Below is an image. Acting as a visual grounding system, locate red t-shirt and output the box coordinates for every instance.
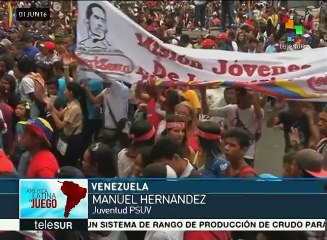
[188,132,199,152]
[26,150,59,178]
[184,231,232,240]
[0,150,14,172]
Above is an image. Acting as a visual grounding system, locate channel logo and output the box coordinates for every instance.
[282,15,303,42]
[20,179,88,219]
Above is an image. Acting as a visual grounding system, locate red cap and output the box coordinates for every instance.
[201,39,216,48]
[216,33,229,40]
[40,41,56,50]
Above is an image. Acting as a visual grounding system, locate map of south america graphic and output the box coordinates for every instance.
[59,181,87,217]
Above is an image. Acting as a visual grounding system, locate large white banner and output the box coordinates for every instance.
[76,1,327,99]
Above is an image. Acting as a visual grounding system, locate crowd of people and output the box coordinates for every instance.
[0,0,326,240]
[119,0,325,51]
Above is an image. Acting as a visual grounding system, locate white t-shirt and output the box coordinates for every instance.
[232,41,238,51]
[180,159,195,177]
[0,109,7,134]
[145,231,184,240]
[117,148,135,177]
[101,81,130,129]
[18,75,39,118]
[209,104,264,159]
[89,231,127,240]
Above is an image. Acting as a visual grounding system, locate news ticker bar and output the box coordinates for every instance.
[1,219,326,231]
[1,179,327,194]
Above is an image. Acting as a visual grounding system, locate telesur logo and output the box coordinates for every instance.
[279,16,305,50]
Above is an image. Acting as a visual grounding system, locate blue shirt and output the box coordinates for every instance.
[265,44,277,53]
[81,79,103,120]
[21,46,39,59]
[199,156,229,178]
[57,77,67,108]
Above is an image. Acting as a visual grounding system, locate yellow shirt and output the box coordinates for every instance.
[180,90,201,110]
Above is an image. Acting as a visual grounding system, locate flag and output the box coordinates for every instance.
[8,3,14,28]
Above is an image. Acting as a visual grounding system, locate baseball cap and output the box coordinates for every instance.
[294,149,327,178]
[39,41,56,50]
[216,32,229,40]
[23,118,53,147]
[201,39,216,48]
[56,166,85,178]
[0,38,12,47]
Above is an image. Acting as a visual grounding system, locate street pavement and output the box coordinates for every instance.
[255,108,285,176]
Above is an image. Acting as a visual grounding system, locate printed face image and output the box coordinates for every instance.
[89,6,107,39]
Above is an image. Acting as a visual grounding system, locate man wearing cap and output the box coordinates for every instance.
[200,38,216,49]
[216,33,233,51]
[0,39,12,54]
[20,35,39,59]
[301,34,312,51]
[35,41,60,64]
[20,118,59,178]
[290,149,327,178]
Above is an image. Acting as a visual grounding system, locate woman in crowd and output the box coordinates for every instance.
[0,74,19,109]
[118,119,155,177]
[0,54,15,77]
[175,101,199,154]
[161,114,195,162]
[196,121,229,177]
[11,101,30,167]
[47,81,83,167]
[236,31,248,52]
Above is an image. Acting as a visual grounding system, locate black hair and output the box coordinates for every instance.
[17,56,37,74]
[66,82,82,99]
[19,35,32,43]
[45,77,59,90]
[178,34,191,47]
[0,171,18,178]
[88,142,118,177]
[52,60,64,72]
[150,136,183,162]
[0,54,15,72]
[1,74,16,93]
[86,3,106,20]
[130,119,155,148]
[138,146,154,168]
[141,163,168,178]
[15,100,31,120]
[224,127,251,149]
[175,25,183,35]
[165,89,181,108]
[197,121,223,165]
[236,87,247,95]
[36,62,53,81]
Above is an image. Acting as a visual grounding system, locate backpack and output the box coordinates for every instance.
[26,73,45,104]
